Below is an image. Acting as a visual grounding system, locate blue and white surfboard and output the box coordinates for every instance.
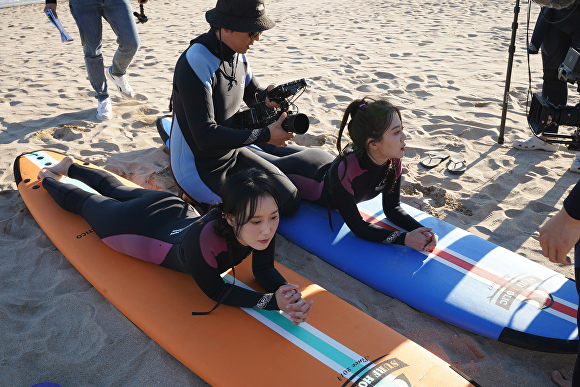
[277,198,579,353]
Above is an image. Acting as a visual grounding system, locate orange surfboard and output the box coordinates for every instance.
[14,150,479,387]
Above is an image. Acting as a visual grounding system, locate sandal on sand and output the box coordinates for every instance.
[420,151,450,168]
[447,156,466,174]
[513,135,559,152]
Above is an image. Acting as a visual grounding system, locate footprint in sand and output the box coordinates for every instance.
[375,71,396,79]
[335,95,352,102]
[356,84,372,93]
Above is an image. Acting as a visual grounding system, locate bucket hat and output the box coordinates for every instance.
[206,0,275,33]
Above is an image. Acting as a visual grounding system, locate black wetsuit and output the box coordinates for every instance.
[255,144,424,245]
[562,180,580,386]
[540,4,580,129]
[170,30,299,215]
[42,164,286,310]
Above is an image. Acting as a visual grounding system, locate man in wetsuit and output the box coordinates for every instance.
[169,0,300,215]
[540,180,580,386]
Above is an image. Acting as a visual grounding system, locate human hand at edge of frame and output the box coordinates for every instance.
[404,227,436,252]
[265,84,280,108]
[539,207,580,265]
[267,112,294,147]
[275,284,313,325]
[44,3,57,18]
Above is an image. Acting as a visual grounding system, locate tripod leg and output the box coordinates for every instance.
[498,0,520,144]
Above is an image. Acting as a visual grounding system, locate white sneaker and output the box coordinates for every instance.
[96,98,112,120]
[105,66,134,99]
[512,135,559,152]
[570,153,580,173]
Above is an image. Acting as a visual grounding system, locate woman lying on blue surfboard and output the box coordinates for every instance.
[37,159,312,324]
[254,97,437,252]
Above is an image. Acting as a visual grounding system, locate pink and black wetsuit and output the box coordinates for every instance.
[42,163,286,310]
[254,144,424,245]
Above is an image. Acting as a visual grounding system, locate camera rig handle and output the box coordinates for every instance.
[267,79,307,104]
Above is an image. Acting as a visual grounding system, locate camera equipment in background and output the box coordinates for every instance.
[528,47,580,149]
[134,4,148,24]
[237,79,310,134]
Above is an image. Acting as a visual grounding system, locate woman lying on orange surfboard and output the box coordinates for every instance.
[38,159,312,324]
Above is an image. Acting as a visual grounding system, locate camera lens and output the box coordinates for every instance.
[282,113,309,134]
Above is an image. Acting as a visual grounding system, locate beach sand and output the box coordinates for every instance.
[1,0,580,385]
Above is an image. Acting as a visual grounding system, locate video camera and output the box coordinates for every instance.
[237,78,310,134]
[527,47,580,149]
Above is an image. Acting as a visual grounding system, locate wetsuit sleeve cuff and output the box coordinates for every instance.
[256,127,271,143]
[382,231,406,245]
[564,181,580,220]
[46,0,56,3]
[263,293,279,310]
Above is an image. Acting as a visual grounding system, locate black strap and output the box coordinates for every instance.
[323,153,347,232]
[323,177,334,232]
[191,242,236,315]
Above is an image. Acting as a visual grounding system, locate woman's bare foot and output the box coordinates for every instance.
[37,156,75,181]
[552,369,573,387]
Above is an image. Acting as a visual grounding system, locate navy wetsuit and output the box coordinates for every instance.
[42,163,286,310]
[562,180,580,386]
[170,30,299,215]
[255,144,424,245]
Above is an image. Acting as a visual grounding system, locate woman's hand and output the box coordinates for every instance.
[404,227,437,252]
[423,230,438,252]
[275,284,313,325]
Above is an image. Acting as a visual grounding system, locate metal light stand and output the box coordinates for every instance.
[498,0,521,144]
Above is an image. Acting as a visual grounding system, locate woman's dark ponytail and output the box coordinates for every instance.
[337,97,401,158]
[337,98,370,156]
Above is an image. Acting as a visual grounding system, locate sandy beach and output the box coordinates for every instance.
[2,0,580,385]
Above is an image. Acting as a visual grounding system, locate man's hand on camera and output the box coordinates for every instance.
[267,112,294,147]
[43,3,57,18]
[265,84,281,109]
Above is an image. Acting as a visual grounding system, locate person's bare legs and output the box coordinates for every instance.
[37,156,75,181]
[553,369,573,387]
